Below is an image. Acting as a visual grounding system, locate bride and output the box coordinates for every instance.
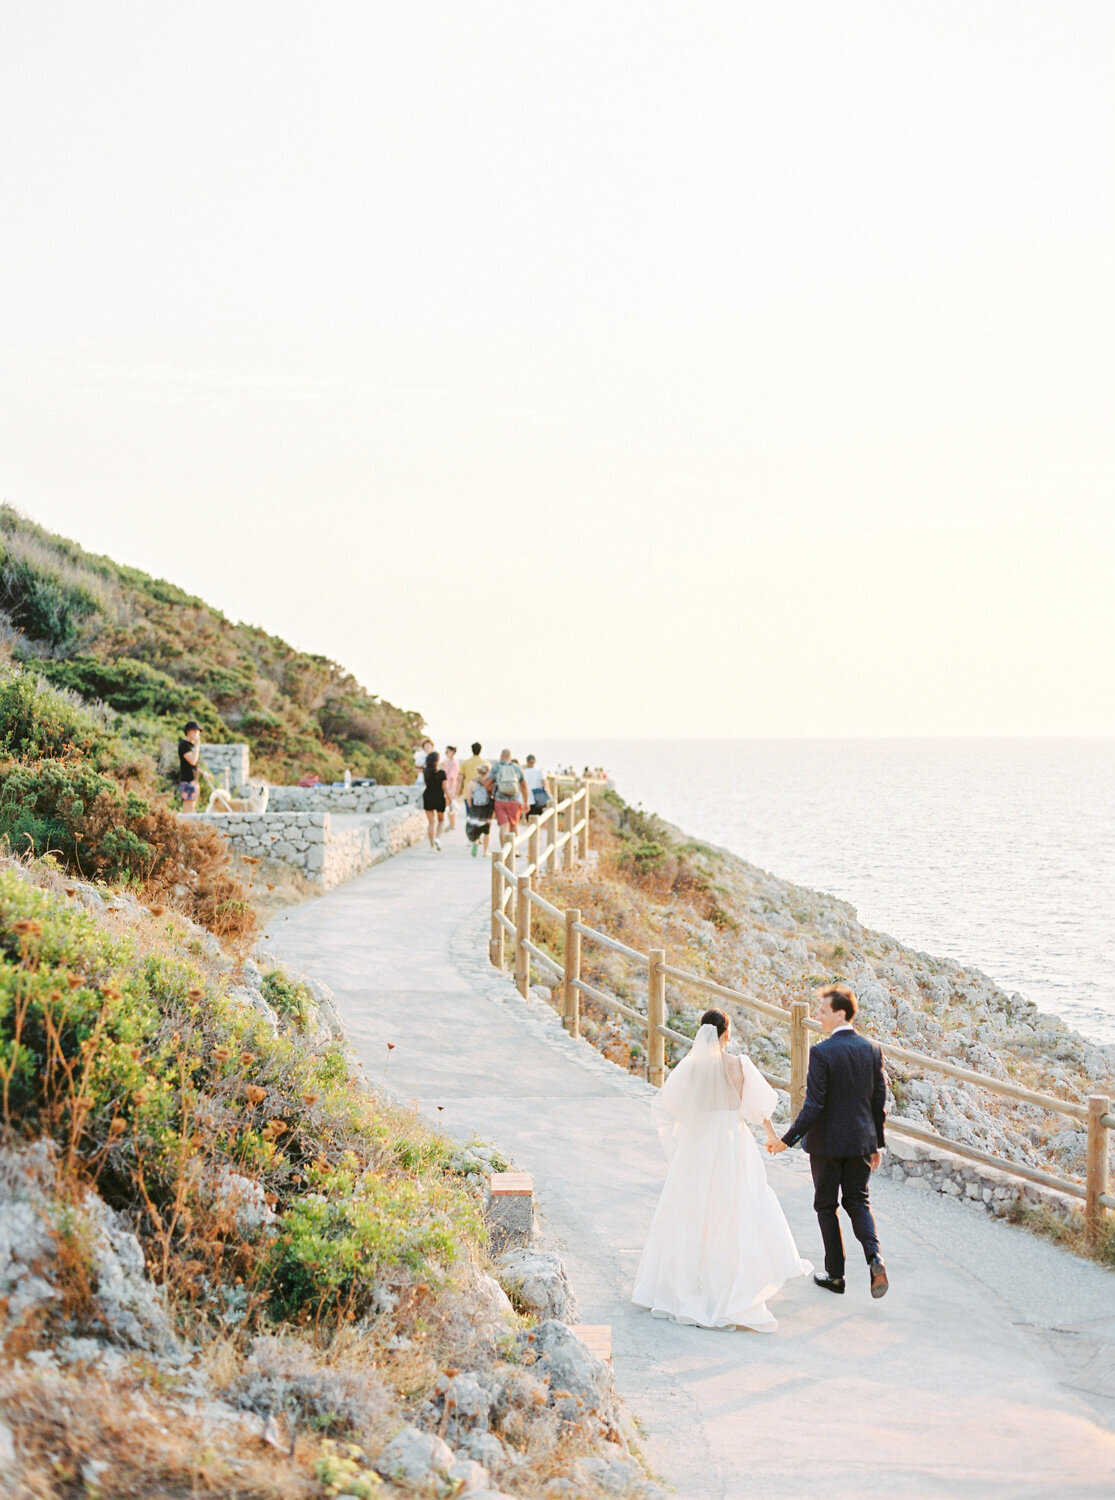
[632,1009,811,1332]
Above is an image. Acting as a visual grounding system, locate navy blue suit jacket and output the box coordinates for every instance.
[781,1028,887,1158]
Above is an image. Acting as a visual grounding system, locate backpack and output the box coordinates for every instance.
[494,761,520,799]
[471,776,491,808]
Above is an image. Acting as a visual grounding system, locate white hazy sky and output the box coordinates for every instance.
[1,3,1112,739]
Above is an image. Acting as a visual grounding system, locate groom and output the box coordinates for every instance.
[768,984,889,1298]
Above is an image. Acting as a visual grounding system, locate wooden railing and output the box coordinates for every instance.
[489,806,1113,1252]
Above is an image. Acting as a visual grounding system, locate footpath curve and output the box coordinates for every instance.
[263,835,1115,1500]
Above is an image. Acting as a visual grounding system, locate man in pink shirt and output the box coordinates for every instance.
[443,745,461,831]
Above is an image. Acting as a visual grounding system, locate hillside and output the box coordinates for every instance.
[0,506,423,786]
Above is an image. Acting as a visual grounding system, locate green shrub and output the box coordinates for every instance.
[0,874,483,1329]
[0,556,100,652]
[35,657,228,738]
[264,1162,472,1321]
[0,760,149,877]
[261,969,313,1032]
[0,668,115,765]
[0,761,257,943]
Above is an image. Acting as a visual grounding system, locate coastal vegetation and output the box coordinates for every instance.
[0,517,655,1498]
[0,505,423,786]
[0,857,628,1496]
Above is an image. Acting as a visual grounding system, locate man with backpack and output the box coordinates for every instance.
[490,749,529,843]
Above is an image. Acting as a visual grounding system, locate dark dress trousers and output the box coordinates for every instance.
[781,1028,887,1278]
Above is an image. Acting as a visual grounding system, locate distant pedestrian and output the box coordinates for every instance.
[464,756,493,857]
[443,745,461,831]
[491,749,529,843]
[178,720,201,814]
[522,754,551,818]
[457,741,486,800]
[422,750,448,850]
[414,737,434,785]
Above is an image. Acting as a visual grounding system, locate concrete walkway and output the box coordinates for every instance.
[263,833,1115,1499]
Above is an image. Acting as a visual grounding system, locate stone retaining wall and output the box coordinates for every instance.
[266,783,419,815]
[200,743,250,789]
[198,801,425,891]
[879,1123,1080,1227]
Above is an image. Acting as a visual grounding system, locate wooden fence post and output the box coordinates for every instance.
[489,849,504,970]
[563,907,582,1037]
[647,949,666,1087]
[528,819,541,874]
[790,999,809,1116]
[1085,1095,1110,1250]
[563,795,575,872]
[578,783,590,861]
[515,874,531,999]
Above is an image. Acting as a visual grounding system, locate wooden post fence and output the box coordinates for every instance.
[563,906,582,1036]
[790,999,810,1116]
[647,948,666,1087]
[577,779,590,862]
[1086,1094,1110,1251]
[563,795,575,872]
[515,873,531,999]
[489,848,504,969]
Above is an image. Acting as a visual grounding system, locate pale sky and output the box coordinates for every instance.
[1,3,1112,739]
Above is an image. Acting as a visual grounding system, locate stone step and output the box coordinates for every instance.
[485,1171,534,1252]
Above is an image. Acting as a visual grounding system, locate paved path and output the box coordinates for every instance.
[263,834,1115,1499]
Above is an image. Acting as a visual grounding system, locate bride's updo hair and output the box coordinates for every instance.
[699,1009,729,1037]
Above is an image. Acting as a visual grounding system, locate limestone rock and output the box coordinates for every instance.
[496,1250,574,1320]
[205,1167,276,1239]
[458,1430,509,1469]
[523,1319,613,1420]
[447,1458,491,1493]
[436,1370,494,1430]
[573,1453,667,1498]
[0,1142,181,1359]
[374,1425,456,1488]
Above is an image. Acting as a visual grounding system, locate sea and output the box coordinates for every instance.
[525,739,1115,1047]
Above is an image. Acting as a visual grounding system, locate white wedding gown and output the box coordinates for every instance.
[632,1024,812,1332]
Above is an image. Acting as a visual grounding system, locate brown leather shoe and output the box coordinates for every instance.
[870,1258,889,1298]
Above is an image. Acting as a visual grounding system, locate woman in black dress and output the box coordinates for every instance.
[422,749,448,851]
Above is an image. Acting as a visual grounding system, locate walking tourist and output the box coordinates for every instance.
[178,720,202,814]
[457,741,485,799]
[768,984,889,1299]
[490,749,529,843]
[633,1009,811,1330]
[421,750,448,850]
[463,755,493,857]
[522,754,551,818]
[443,745,461,831]
[414,737,434,785]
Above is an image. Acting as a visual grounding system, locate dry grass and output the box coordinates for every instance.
[0,1362,320,1499]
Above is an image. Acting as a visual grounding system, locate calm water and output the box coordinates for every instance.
[527,739,1115,1046]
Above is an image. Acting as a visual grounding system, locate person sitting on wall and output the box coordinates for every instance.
[178,720,202,814]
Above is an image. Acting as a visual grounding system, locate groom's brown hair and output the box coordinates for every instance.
[819,984,857,1021]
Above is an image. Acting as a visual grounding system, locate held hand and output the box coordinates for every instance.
[869,1151,881,1170]
[766,1140,788,1156]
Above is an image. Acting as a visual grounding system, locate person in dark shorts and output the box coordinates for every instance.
[422,750,448,851]
[464,757,493,857]
[178,721,201,813]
